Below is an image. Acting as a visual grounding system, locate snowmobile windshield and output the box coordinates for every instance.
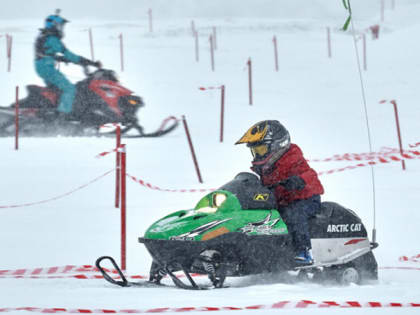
[195,192,227,214]
[92,69,119,81]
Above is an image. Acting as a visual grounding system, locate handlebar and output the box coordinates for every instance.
[82,63,102,77]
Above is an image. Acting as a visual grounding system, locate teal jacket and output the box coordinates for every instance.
[34,29,84,113]
[35,29,81,67]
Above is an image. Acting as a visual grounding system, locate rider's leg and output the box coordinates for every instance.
[46,71,76,114]
[35,61,76,114]
[281,195,321,263]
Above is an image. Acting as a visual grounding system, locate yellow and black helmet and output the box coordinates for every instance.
[236,120,290,161]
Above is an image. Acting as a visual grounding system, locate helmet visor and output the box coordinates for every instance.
[250,144,269,159]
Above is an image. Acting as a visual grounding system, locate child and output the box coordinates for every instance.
[236,120,324,264]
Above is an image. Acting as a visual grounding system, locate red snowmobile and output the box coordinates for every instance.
[0,67,178,137]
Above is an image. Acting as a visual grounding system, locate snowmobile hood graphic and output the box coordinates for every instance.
[144,173,287,241]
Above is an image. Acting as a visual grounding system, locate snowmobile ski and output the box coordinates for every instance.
[95,256,210,290]
[95,256,165,288]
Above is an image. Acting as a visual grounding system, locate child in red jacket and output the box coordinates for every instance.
[236,120,324,264]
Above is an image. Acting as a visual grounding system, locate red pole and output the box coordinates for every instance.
[120,144,127,270]
[370,25,380,39]
[7,34,12,72]
[327,27,331,58]
[212,27,217,50]
[119,33,124,72]
[194,30,199,62]
[148,9,153,33]
[191,20,196,36]
[362,33,367,71]
[15,86,19,150]
[209,35,215,71]
[182,115,203,183]
[247,58,253,105]
[273,35,279,72]
[115,125,121,208]
[390,100,406,170]
[89,28,94,61]
[220,85,225,143]
[381,0,385,22]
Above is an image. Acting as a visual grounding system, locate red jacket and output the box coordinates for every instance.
[258,144,324,206]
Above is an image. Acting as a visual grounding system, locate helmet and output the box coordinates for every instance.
[235,120,291,165]
[44,10,68,38]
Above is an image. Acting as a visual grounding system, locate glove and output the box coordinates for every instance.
[54,55,69,64]
[92,60,102,68]
[281,176,306,191]
[79,57,102,68]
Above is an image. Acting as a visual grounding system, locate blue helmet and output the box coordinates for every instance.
[44,10,69,37]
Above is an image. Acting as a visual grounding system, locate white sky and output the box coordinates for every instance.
[0,0,403,21]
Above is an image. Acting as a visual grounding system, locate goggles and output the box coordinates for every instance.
[250,143,269,158]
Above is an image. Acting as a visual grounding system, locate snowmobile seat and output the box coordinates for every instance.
[218,172,277,210]
[23,85,59,108]
[313,201,361,223]
[315,201,336,219]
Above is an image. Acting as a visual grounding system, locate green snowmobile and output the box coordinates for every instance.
[96,172,378,289]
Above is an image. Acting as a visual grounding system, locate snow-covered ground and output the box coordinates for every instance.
[1,0,420,314]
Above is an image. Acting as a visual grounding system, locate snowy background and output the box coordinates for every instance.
[1,0,420,314]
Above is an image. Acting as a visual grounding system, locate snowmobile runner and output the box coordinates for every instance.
[0,66,178,138]
[96,172,378,289]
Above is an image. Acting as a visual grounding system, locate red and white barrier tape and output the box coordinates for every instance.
[0,265,202,280]
[0,170,114,209]
[0,300,419,313]
[381,266,420,271]
[399,253,420,263]
[96,147,126,158]
[2,264,419,280]
[0,274,147,280]
[127,174,215,193]
[0,265,97,276]
[0,264,146,280]
[199,86,223,90]
[317,152,420,176]
[309,146,420,163]
[156,116,179,132]
[96,148,118,158]
[126,151,418,192]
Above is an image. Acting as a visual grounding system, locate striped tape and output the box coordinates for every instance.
[317,152,420,176]
[0,274,147,280]
[1,264,419,280]
[0,265,95,276]
[0,265,200,280]
[308,146,420,163]
[0,301,419,313]
[127,174,215,193]
[199,86,222,90]
[399,253,420,263]
[126,149,419,192]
